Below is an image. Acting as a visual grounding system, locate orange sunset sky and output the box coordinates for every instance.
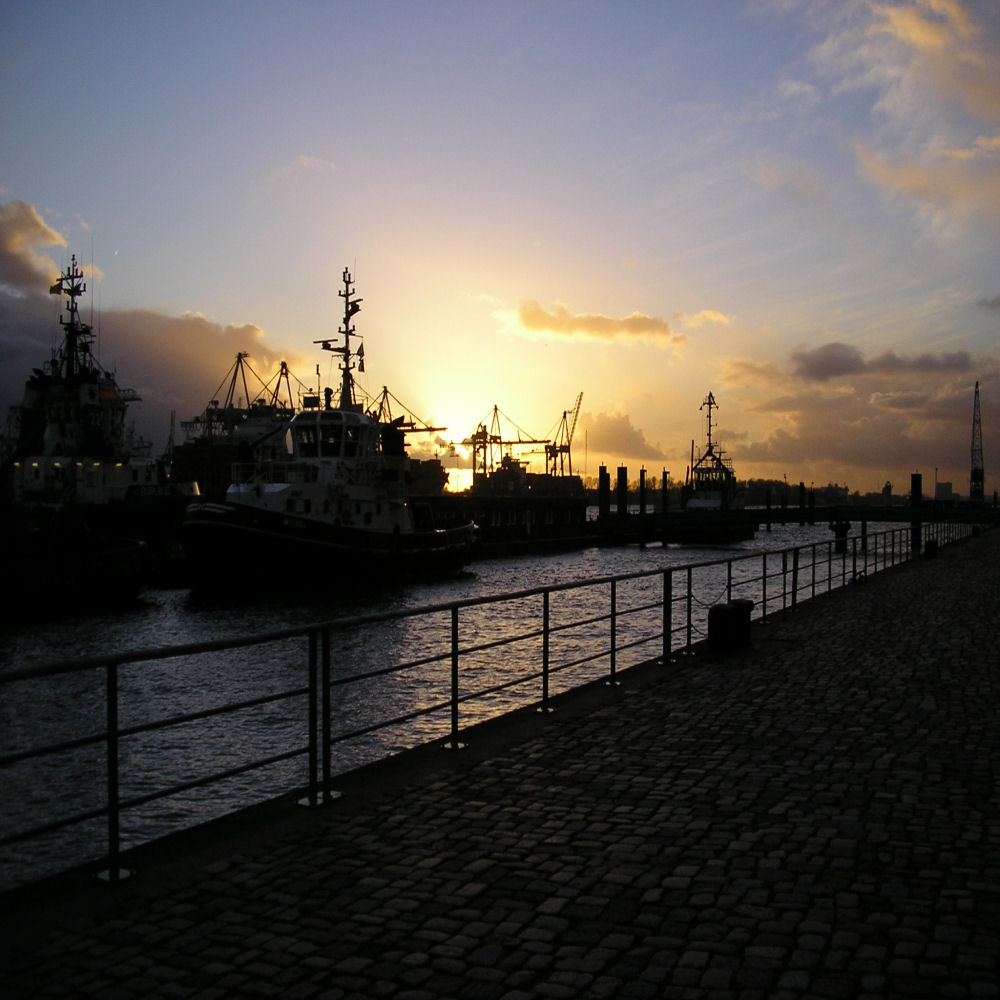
[2,1,998,495]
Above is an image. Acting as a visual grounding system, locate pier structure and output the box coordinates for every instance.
[594,463,999,549]
[3,529,999,997]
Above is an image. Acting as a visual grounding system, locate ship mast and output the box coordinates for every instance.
[700,391,717,456]
[315,267,364,411]
[49,254,92,380]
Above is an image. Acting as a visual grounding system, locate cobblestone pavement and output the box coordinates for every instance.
[3,529,999,998]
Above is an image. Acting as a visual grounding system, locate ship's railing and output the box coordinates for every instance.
[230,461,317,485]
[0,521,983,890]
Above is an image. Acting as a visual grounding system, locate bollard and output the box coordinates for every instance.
[707,599,755,653]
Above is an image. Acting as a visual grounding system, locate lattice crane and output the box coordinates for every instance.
[970,380,984,502]
[546,392,583,476]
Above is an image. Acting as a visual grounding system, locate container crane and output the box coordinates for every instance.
[546,392,583,476]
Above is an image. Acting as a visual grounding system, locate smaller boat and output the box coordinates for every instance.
[670,391,753,544]
[683,391,740,510]
[180,267,477,586]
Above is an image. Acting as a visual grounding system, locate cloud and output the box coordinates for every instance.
[576,411,667,462]
[271,154,337,181]
[777,78,820,109]
[515,300,684,347]
[850,1,1000,233]
[791,343,866,381]
[942,132,1000,160]
[978,294,1000,313]
[747,153,827,208]
[867,348,971,374]
[855,140,1000,233]
[791,341,970,381]
[0,201,66,293]
[868,0,976,53]
[676,309,733,330]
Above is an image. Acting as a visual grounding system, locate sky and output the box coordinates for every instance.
[2,0,998,496]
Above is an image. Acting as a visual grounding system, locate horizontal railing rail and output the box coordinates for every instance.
[0,520,984,889]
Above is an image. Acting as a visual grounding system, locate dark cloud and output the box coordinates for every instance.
[868,350,971,374]
[790,343,865,380]
[739,373,999,492]
[0,199,312,451]
[518,301,684,346]
[576,411,667,462]
[979,294,1000,313]
[791,342,970,381]
[0,294,314,451]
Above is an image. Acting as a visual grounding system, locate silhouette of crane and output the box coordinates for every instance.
[466,405,547,483]
[970,380,984,502]
[546,392,583,476]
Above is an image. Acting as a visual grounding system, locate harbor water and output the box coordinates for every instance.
[1,520,868,889]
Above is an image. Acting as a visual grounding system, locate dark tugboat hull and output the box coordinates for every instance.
[180,501,477,586]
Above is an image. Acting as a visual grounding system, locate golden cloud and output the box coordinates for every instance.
[0,201,67,292]
[676,309,733,330]
[856,2,1000,232]
[516,300,684,348]
[855,141,1000,233]
[868,0,976,52]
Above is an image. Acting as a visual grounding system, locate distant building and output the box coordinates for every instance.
[935,481,956,501]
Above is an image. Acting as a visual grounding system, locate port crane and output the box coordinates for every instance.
[545,392,583,476]
[971,380,984,502]
[465,405,547,484]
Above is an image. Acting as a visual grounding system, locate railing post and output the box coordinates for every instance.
[662,569,672,661]
[782,551,788,611]
[606,579,619,686]
[299,630,320,807]
[686,566,694,652]
[446,606,465,750]
[727,560,733,604]
[539,590,552,713]
[321,627,340,803]
[791,547,800,609]
[99,662,129,882]
[811,543,817,600]
[761,553,768,623]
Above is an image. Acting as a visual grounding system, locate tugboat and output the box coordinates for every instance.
[669,391,753,544]
[180,267,478,585]
[683,391,739,510]
[0,255,171,613]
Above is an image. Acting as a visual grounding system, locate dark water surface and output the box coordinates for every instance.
[1,522,855,889]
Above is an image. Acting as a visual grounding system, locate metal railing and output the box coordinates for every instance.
[0,520,982,888]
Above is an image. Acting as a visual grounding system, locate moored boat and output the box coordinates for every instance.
[180,267,477,585]
[0,254,190,596]
[670,391,753,544]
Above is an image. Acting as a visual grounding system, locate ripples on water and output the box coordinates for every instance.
[1,522,853,887]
